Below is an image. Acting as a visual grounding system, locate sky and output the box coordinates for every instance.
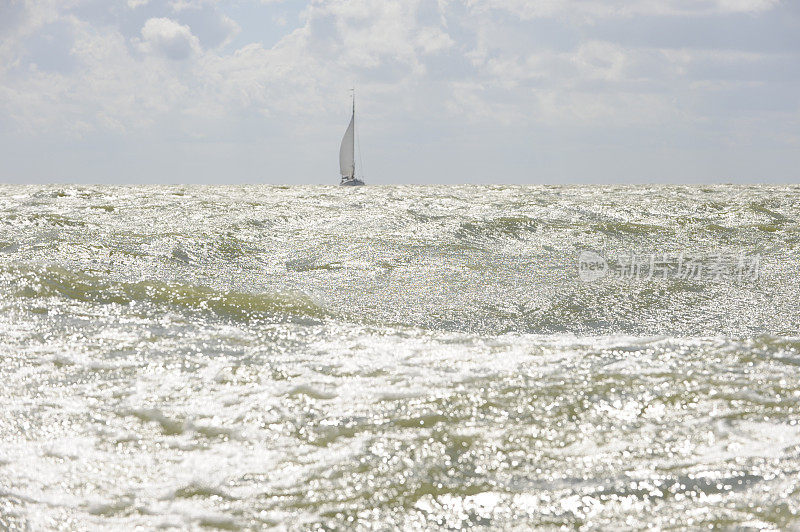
[0,0,799,184]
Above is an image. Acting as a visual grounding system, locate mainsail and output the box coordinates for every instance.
[339,105,355,180]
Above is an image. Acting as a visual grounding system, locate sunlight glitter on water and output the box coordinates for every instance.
[1,185,799,529]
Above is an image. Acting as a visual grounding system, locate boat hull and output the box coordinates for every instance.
[340,179,365,186]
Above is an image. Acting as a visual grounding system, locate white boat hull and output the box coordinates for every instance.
[340,179,365,186]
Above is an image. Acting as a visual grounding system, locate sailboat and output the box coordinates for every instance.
[339,91,365,186]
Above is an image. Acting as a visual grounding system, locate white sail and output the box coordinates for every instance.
[339,111,355,179]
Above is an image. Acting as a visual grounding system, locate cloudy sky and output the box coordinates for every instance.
[1,0,799,184]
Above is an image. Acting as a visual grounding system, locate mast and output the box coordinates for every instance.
[351,88,356,179]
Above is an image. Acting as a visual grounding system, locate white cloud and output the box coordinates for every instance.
[0,0,797,184]
[170,0,216,12]
[416,26,454,55]
[139,17,201,59]
[468,0,782,20]
[715,0,781,12]
[3,16,191,138]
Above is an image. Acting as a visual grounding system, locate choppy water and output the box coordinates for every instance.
[1,184,799,530]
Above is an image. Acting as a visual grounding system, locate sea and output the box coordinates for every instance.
[0,184,799,530]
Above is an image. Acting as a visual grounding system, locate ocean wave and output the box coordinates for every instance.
[3,265,327,322]
[455,216,541,241]
[590,220,669,236]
